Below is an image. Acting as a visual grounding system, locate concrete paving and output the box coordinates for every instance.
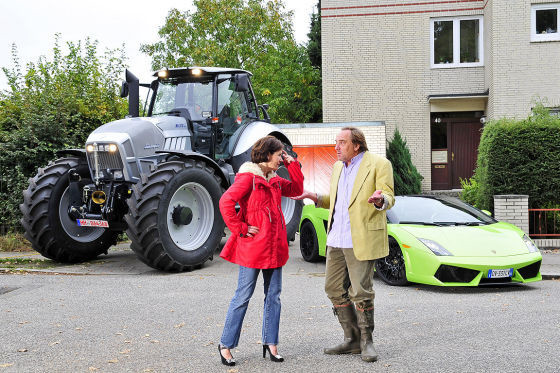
[1,236,559,280]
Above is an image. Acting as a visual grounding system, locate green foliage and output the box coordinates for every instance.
[474,104,560,210]
[140,0,322,123]
[459,177,479,206]
[0,35,128,229]
[307,0,321,69]
[386,129,423,195]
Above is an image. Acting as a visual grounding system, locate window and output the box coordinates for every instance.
[431,16,483,68]
[531,4,560,42]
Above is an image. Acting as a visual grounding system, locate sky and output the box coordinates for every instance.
[0,0,317,89]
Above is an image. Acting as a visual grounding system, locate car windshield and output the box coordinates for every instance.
[386,196,497,225]
[152,81,213,120]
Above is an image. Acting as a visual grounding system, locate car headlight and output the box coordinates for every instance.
[522,234,539,253]
[418,238,453,256]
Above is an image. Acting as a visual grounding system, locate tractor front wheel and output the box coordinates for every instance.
[125,160,225,271]
[20,157,118,262]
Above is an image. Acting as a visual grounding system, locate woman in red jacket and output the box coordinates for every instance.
[217,136,304,366]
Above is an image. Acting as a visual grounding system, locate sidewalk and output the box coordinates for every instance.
[1,244,559,280]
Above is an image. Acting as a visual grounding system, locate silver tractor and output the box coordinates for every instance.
[20,67,303,271]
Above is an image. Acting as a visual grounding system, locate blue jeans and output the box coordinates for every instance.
[220,265,282,348]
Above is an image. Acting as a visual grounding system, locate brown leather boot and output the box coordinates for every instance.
[356,307,378,362]
[324,304,361,355]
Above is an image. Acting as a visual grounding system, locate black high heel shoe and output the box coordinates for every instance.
[218,345,235,366]
[263,345,284,362]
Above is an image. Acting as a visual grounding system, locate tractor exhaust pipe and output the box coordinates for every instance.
[124,69,140,117]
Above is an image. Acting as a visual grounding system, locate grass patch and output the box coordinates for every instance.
[0,232,33,252]
[0,257,56,269]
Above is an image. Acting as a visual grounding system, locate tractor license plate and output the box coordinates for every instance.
[487,268,513,278]
[77,219,109,228]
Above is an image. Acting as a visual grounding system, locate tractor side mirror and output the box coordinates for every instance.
[259,104,271,122]
[120,81,129,98]
[234,73,249,92]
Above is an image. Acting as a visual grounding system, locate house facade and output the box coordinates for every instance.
[321,0,560,190]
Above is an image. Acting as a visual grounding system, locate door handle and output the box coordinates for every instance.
[452,152,454,161]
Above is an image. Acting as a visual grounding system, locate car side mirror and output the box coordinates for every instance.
[481,209,492,216]
[234,73,249,92]
[120,81,129,98]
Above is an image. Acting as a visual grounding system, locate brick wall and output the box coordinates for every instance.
[493,195,529,234]
[277,122,386,156]
[321,0,560,191]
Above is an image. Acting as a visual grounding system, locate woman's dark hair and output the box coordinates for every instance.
[251,136,284,163]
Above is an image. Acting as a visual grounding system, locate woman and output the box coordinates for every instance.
[217,136,304,366]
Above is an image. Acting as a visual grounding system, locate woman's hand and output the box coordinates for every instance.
[282,150,295,165]
[246,225,260,237]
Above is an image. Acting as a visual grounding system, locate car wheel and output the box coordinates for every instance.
[375,236,409,286]
[299,220,322,262]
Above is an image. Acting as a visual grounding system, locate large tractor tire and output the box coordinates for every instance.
[276,165,303,242]
[125,159,225,271]
[20,157,118,262]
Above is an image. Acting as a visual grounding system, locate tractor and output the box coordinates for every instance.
[20,67,303,271]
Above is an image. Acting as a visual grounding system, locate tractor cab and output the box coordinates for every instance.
[144,67,269,160]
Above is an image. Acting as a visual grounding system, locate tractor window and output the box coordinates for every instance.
[152,81,213,120]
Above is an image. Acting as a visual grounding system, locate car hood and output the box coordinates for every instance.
[398,222,529,257]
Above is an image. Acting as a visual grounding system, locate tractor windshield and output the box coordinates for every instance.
[152,81,213,120]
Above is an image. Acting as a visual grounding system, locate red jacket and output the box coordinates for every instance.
[219,161,304,269]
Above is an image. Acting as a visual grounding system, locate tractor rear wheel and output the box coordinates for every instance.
[19,157,118,262]
[125,159,225,271]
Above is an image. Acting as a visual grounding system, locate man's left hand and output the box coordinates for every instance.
[368,190,384,207]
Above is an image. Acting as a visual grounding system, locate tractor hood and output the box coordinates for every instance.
[400,222,530,257]
[86,116,190,158]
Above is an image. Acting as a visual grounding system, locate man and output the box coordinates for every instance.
[296,127,394,362]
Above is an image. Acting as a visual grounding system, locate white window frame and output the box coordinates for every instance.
[430,16,484,69]
[531,3,560,42]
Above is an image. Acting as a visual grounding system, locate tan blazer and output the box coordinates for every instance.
[317,151,395,261]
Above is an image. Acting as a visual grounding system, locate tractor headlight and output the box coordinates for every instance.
[86,144,95,152]
[108,144,118,153]
[522,234,539,253]
[418,238,453,256]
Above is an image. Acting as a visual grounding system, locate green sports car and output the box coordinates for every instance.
[298,195,542,286]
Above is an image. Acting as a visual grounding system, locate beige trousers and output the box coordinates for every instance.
[324,246,375,310]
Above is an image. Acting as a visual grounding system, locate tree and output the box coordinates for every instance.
[307,0,321,69]
[386,129,423,195]
[0,35,128,229]
[140,0,322,123]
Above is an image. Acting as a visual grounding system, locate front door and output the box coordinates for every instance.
[431,113,483,190]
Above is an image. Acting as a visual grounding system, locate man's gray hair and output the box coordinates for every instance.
[341,127,369,152]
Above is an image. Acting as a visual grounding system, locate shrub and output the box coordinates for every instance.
[459,177,479,206]
[386,129,423,195]
[474,104,560,210]
[0,35,128,230]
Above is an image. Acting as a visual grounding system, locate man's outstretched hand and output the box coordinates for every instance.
[368,190,384,207]
[292,190,318,204]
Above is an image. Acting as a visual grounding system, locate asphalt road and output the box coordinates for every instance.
[1,237,560,373]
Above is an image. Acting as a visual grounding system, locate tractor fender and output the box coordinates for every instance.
[230,121,292,173]
[56,149,87,159]
[156,150,233,188]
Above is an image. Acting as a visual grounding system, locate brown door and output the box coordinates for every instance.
[293,145,337,196]
[449,120,482,189]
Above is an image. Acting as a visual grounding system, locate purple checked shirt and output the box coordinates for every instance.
[326,152,365,249]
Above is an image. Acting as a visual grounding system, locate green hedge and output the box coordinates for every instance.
[474,105,560,210]
[0,36,128,230]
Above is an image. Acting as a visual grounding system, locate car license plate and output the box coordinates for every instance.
[487,268,513,278]
[77,219,109,228]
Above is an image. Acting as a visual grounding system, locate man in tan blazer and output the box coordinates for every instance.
[296,127,394,362]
